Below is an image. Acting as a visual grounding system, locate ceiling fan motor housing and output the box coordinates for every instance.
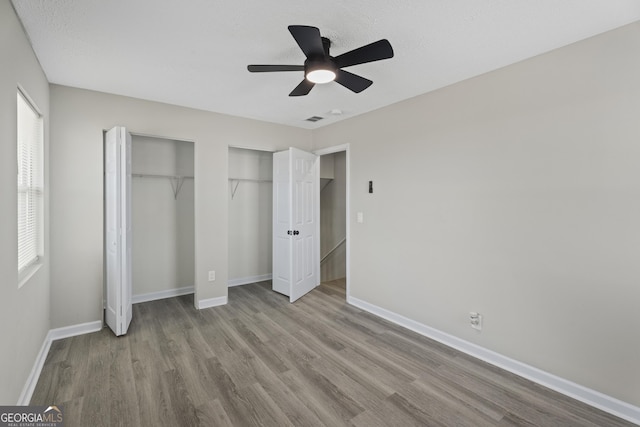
[305,57,337,79]
[304,37,336,80]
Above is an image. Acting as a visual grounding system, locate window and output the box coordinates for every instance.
[17,89,43,278]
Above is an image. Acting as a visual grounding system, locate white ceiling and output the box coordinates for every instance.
[12,0,640,129]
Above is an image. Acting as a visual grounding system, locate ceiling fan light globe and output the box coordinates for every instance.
[306,69,336,84]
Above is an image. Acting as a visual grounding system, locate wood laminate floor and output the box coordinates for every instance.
[32,280,634,426]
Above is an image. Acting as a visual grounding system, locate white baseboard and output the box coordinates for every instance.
[18,320,102,405]
[196,295,227,310]
[17,333,52,405]
[132,286,194,304]
[48,320,103,341]
[347,296,640,426]
[228,274,272,287]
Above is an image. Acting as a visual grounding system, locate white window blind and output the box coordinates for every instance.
[17,90,43,275]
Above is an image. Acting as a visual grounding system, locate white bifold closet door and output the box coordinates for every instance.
[272,147,320,302]
[105,126,133,336]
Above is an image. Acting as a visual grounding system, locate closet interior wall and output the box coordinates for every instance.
[228,147,273,286]
[320,152,347,282]
[132,135,194,298]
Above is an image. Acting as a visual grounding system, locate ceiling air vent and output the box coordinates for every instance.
[305,115,324,122]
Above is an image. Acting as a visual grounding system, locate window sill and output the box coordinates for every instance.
[18,262,43,288]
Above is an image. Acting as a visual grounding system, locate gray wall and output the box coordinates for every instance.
[49,85,312,327]
[313,22,640,407]
[228,147,273,282]
[0,2,51,404]
[132,136,194,296]
[320,152,347,281]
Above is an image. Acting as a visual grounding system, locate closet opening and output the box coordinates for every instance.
[130,135,195,304]
[228,147,274,294]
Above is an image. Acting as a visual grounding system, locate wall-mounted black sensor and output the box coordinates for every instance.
[369,181,373,193]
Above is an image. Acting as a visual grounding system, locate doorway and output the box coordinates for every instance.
[317,145,349,298]
[319,151,347,289]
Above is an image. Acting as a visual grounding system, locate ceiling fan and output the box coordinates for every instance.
[247,25,394,96]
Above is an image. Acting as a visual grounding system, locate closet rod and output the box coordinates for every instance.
[228,178,272,183]
[133,173,194,179]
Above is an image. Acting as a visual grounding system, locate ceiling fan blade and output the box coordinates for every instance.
[335,69,373,93]
[248,65,304,72]
[289,79,315,96]
[288,25,325,58]
[334,39,394,68]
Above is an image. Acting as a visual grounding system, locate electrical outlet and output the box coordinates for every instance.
[208,270,215,281]
[470,312,482,331]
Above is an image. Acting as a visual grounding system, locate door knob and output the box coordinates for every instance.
[293,230,300,235]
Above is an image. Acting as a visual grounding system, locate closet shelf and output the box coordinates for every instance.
[228,178,272,200]
[133,173,193,200]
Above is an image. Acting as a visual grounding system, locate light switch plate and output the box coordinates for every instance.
[357,212,364,223]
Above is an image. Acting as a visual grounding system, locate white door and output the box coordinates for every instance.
[272,147,320,302]
[105,126,133,336]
